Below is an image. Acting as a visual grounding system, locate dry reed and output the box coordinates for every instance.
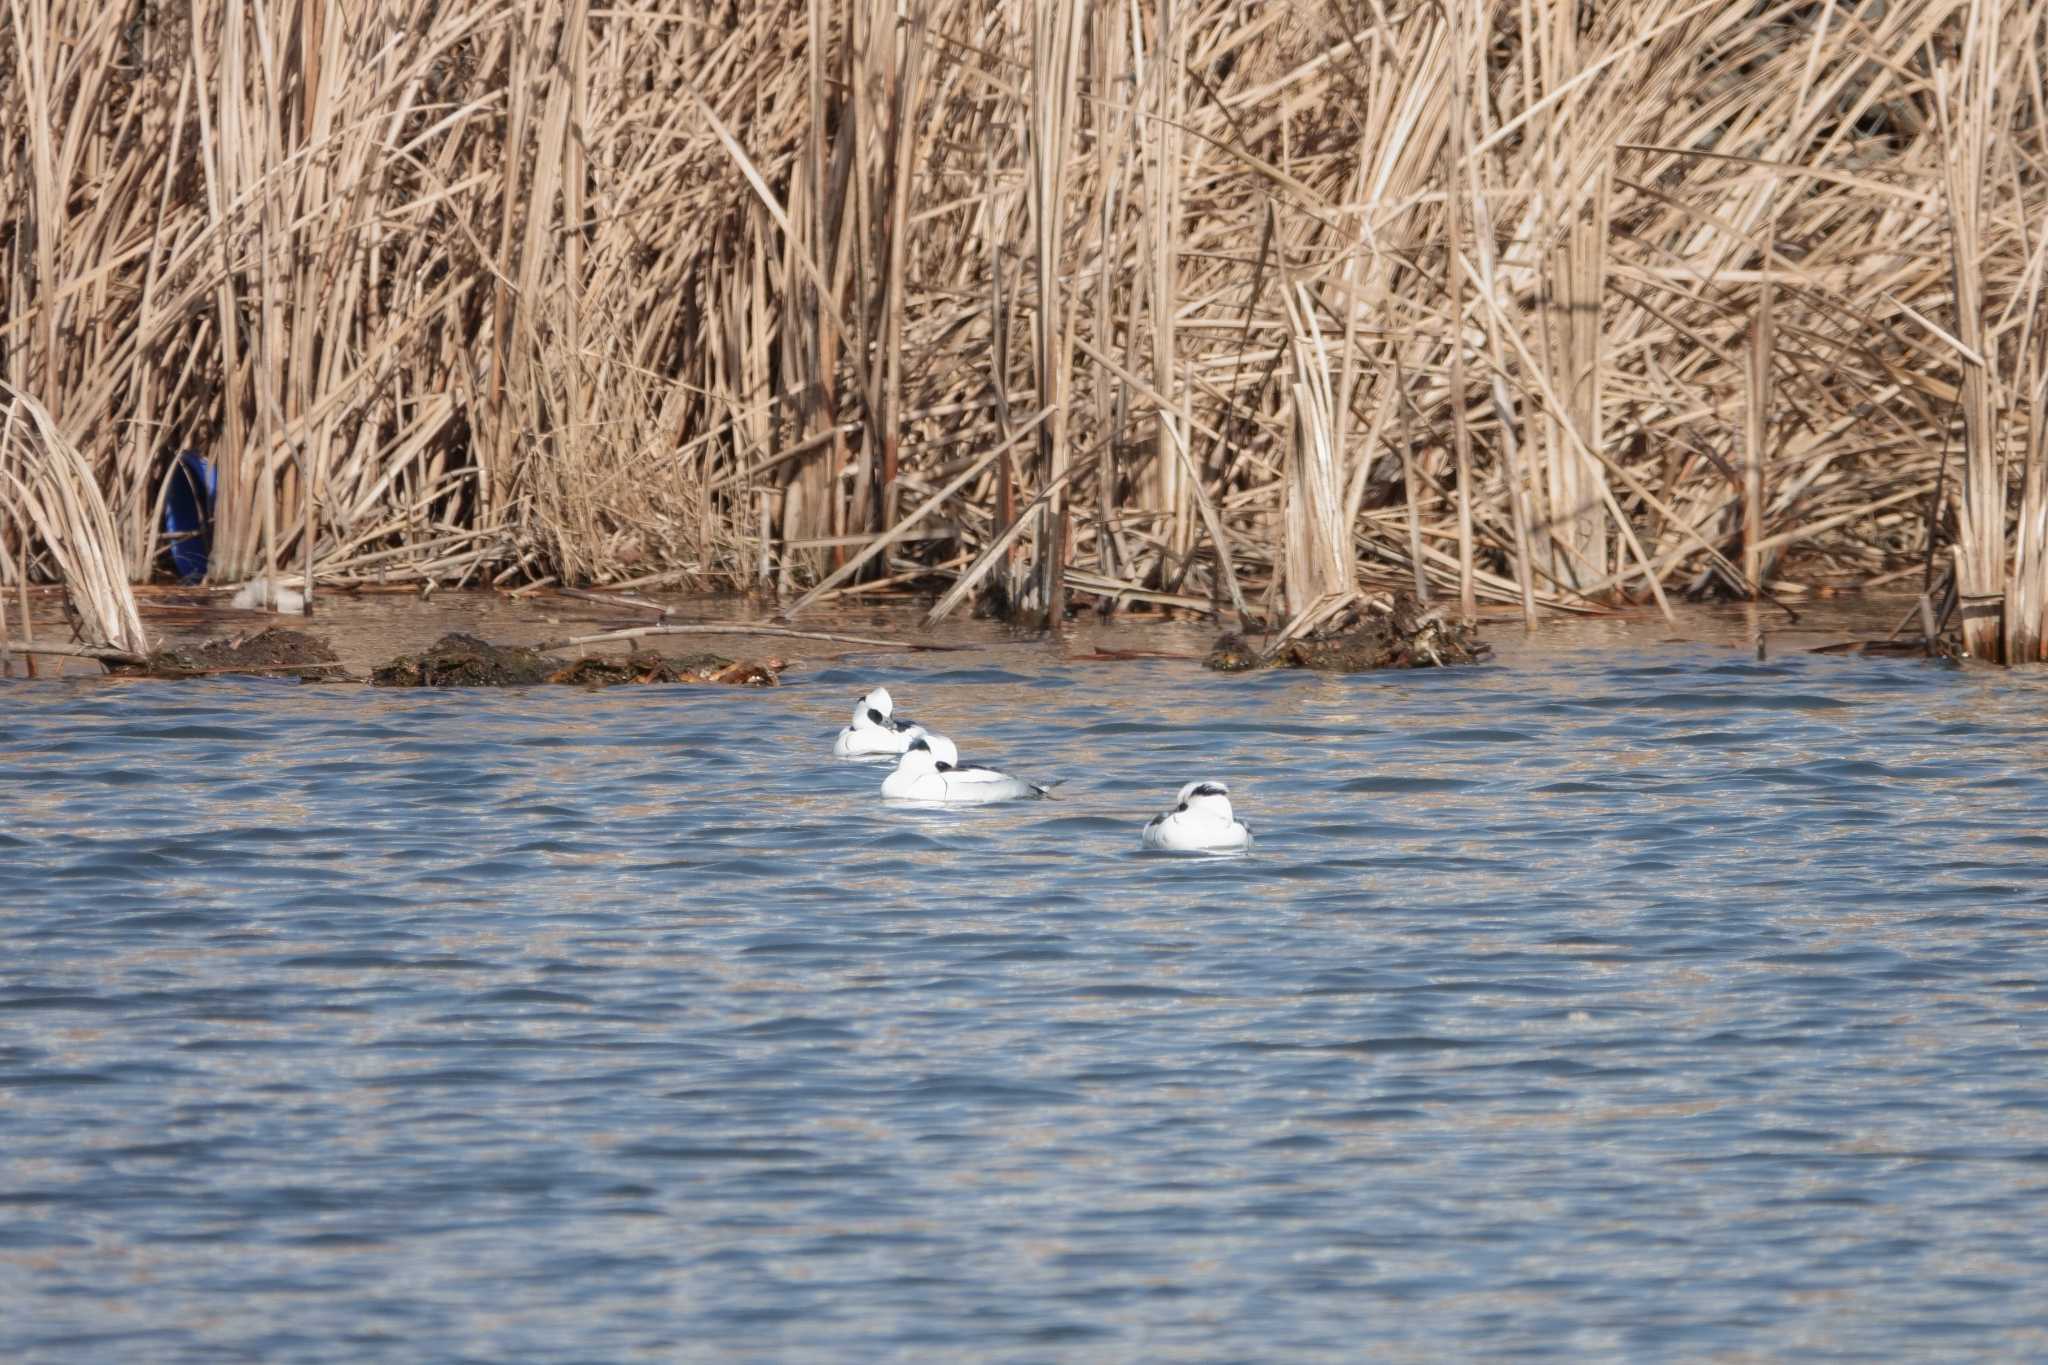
[2,0,2046,653]
[0,385,150,655]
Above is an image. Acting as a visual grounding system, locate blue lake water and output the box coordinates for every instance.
[3,632,2048,1359]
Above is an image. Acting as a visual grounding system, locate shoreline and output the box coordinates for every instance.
[0,586,1952,683]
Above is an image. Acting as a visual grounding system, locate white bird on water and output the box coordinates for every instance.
[1140,781,1252,853]
[881,733,1053,804]
[833,686,940,759]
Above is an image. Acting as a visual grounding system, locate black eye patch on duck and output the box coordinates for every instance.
[867,707,886,725]
[909,737,930,752]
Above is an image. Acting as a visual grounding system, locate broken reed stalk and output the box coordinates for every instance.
[535,624,962,652]
[1024,0,1086,629]
[1281,280,1354,616]
[782,405,1052,618]
[1445,2,1478,620]
[11,535,32,677]
[922,458,1087,625]
[1938,47,2005,661]
[0,546,11,677]
[1745,260,1775,598]
[0,0,2044,656]
[553,588,672,616]
[0,386,150,657]
[2010,381,2048,660]
[6,641,149,664]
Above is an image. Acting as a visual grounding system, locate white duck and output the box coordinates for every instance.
[1140,781,1252,853]
[881,734,1053,804]
[833,686,939,759]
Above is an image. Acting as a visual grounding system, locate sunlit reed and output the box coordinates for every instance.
[1,0,2044,655]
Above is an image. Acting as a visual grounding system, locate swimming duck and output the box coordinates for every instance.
[881,734,1052,804]
[833,686,936,758]
[1140,781,1252,853]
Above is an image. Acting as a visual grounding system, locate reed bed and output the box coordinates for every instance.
[0,385,149,655]
[2,0,2046,655]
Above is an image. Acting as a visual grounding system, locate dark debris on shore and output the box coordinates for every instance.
[1206,593,1491,672]
[96,628,787,687]
[111,628,347,682]
[371,633,561,686]
[544,649,783,687]
[370,633,785,688]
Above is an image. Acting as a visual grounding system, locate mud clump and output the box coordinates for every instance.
[1206,593,1490,672]
[547,651,784,687]
[373,633,788,687]
[547,652,683,687]
[1203,633,1264,672]
[117,628,347,681]
[372,633,562,687]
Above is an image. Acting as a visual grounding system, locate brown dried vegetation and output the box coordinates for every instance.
[4,0,2047,658]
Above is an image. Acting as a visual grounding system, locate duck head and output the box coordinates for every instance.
[853,685,894,728]
[894,736,942,778]
[1174,780,1234,820]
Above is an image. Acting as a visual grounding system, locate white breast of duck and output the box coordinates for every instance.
[1141,781,1252,852]
[881,734,1050,804]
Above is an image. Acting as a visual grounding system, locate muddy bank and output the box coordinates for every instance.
[111,628,347,681]
[94,626,787,688]
[371,633,785,687]
[1207,595,1491,672]
[370,633,561,686]
[11,584,1948,684]
[546,651,783,687]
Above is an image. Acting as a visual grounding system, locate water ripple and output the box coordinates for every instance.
[2,644,2047,1358]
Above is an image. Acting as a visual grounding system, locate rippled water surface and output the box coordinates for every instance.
[5,628,2048,1360]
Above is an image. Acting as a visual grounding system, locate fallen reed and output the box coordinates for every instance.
[0,385,150,655]
[2,0,2045,654]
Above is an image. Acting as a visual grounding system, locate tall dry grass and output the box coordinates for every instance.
[2,0,2046,653]
[0,385,149,654]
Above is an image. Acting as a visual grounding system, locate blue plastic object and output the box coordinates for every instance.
[163,450,216,583]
